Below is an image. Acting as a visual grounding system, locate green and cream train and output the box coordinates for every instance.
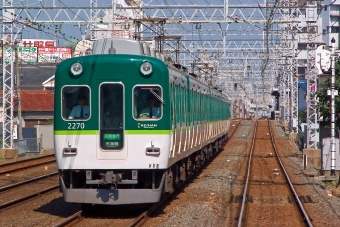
[54,38,231,207]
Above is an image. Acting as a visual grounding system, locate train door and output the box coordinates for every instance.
[97,83,127,160]
[173,84,181,156]
[177,85,182,154]
[170,83,176,157]
[194,90,199,146]
[189,88,194,149]
[193,90,199,146]
[182,85,188,152]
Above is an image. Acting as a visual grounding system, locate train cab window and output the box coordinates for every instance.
[100,83,124,150]
[62,86,90,120]
[133,86,163,119]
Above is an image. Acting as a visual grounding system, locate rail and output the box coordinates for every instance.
[237,120,313,227]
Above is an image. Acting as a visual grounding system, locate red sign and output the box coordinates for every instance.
[21,39,56,48]
[34,41,44,47]
[37,47,72,62]
[38,47,72,54]
[22,40,33,47]
[310,84,316,92]
[45,41,55,47]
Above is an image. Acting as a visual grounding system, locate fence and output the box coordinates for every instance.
[13,138,42,156]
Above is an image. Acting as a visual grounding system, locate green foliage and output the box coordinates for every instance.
[45,119,54,125]
[323,180,334,186]
[316,58,340,134]
[62,38,79,52]
[298,110,307,123]
[298,131,304,137]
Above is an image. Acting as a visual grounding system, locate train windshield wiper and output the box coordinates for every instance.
[149,89,164,104]
[141,87,164,104]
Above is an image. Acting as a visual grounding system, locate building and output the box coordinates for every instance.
[0,63,56,127]
[14,90,54,127]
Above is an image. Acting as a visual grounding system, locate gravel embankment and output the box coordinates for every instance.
[143,120,340,227]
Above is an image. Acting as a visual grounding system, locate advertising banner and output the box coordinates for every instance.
[18,47,38,63]
[14,39,72,63]
[21,39,56,48]
[38,47,72,63]
[13,125,18,140]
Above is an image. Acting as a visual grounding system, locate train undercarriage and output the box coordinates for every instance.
[59,135,227,208]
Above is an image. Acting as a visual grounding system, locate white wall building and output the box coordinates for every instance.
[296,0,340,78]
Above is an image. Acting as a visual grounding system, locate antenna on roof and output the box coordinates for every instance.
[108,40,116,54]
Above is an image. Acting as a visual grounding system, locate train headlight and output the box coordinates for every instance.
[140,61,153,76]
[70,62,83,77]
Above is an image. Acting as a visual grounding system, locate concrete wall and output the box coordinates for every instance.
[322,138,340,170]
[303,148,321,169]
[35,125,54,150]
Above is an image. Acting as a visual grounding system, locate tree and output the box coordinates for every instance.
[62,38,79,53]
[298,110,307,123]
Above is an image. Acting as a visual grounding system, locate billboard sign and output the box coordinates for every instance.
[21,39,56,48]
[13,125,18,140]
[4,40,72,63]
[38,47,72,63]
[19,47,38,63]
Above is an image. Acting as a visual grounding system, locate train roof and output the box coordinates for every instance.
[89,38,230,104]
[167,63,229,103]
[92,38,145,55]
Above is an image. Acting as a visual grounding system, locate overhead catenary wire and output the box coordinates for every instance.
[2,1,335,93]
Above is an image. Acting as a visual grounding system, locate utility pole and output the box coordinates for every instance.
[329,38,337,176]
[15,42,23,140]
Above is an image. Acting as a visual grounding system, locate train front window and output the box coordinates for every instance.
[100,83,124,150]
[133,86,162,119]
[62,86,90,120]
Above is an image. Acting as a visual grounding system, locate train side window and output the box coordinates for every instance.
[133,86,162,119]
[62,86,90,120]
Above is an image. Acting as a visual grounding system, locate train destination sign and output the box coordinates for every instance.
[103,133,121,141]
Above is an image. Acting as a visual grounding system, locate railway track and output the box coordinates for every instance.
[237,119,312,226]
[51,120,241,227]
[0,173,59,211]
[0,154,59,211]
[0,154,56,175]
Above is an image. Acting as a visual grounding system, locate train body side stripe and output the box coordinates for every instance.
[54,130,98,135]
[125,130,171,135]
[54,130,172,135]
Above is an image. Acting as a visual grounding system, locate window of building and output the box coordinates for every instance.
[299,27,307,33]
[62,86,90,120]
[298,59,307,66]
[133,85,162,120]
[331,26,340,33]
[297,43,308,50]
[298,66,307,75]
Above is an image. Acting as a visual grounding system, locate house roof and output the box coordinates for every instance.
[0,63,57,90]
[14,90,54,112]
